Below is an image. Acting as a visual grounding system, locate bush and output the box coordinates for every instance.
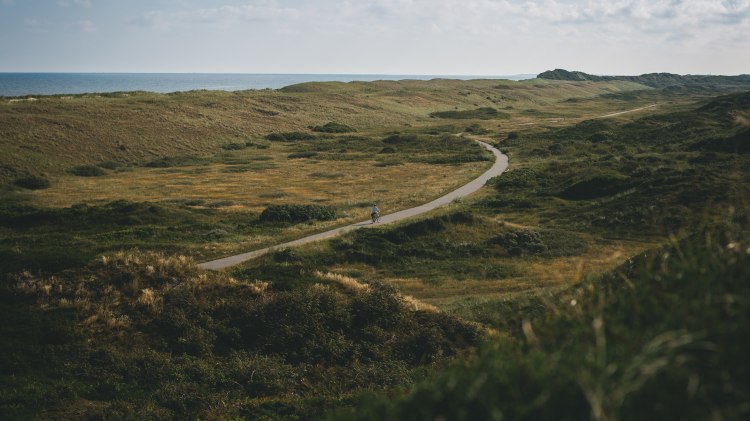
[221,143,246,150]
[312,122,356,133]
[288,151,318,159]
[97,161,120,170]
[266,132,316,142]
[383,134,418,144]
[430,107,509,120]
[14,175,50,190]
[465,124,489,135]
[490,228,586,257]
[259,204,337,223]
[559,173,632,200]
[70,165,106,177]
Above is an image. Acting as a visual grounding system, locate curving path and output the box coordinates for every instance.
[198,140,508,270]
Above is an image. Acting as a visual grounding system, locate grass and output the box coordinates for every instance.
[0,250,485,419]
[2,80,750,419]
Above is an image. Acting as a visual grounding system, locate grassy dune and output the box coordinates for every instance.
[2,79,749,419]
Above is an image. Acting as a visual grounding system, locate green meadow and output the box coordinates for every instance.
[1,75,749,419]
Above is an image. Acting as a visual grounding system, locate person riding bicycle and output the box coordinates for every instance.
[371,204,380,223]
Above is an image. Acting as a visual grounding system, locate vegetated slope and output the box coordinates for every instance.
[330,220,750,420]
[0,251,484,419]
[322,88,750,421]
[274,90,750,310]
[539,68,750,89]
[0,79,645,184]
[490,90,750,238]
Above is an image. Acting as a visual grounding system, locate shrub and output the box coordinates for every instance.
[489,228,586,257]
[14,175,50,190]
[383,134,418,144]
[70,165,106,177]
[559,173,632,200]
[429,107,509,120]
[379,147,396,154]
[259,204,337,223]
[266,132,316,142]
[465,124,489,134]
[287,151,318,159]
[97,161,120,170]
[221,142,246,150]
[312,122,356,133]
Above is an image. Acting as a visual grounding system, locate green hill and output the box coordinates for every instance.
[539,68,750,89]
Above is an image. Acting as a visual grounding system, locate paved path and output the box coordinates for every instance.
[198,140,508,270]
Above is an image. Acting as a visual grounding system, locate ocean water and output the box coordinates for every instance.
[0,73,535,97]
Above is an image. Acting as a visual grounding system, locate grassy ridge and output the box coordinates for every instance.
[0,79,647,184]
[2,80,750,419]
[0,251,484,419]
[330,220,750,420]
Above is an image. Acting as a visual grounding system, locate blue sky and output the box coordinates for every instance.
[1,0,748,75]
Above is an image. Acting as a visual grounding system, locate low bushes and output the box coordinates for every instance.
[266,132,316,141]
[287,151,318,159]
[559,173,632,200]
[259,204,337,223]
[430,107,510,120]
[312,122,356,133]
[490,228,586,257]
[70,165,106,177]
[14,175,50,190]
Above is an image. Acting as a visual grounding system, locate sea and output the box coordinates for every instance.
[0,73,535,97]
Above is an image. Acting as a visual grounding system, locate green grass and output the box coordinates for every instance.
[330,220,750,420]
[0,251,484,419]
[2,82,750,419]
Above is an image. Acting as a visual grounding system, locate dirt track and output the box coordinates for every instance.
[198,140,508,270]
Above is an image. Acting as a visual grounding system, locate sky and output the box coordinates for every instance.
[0,0,748,76]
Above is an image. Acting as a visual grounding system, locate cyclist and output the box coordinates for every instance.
[371,204,380,223]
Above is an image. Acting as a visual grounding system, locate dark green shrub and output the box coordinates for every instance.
[430,107,509,120]
[465,124,489,134]
[559,173,632,200]
[143,156,209,168]
[288,151,318,159]
[97,161,120,170]
[221,142,246,150]
[14,175,50,190]
[383,134,418,144]
[379,147,396,154]
[70,165,106,177]
[490,229,547,256]
[266,132,316,141]
[489,228,586,257]
[259,204,337,223]
[312,122,356,133]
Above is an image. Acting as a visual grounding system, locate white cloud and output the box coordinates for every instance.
[132,2,301,30]
[58,0,92,7]
[78,19,94,32]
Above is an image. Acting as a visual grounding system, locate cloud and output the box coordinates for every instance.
[132,2,301,30]
[78,19,94,32]
[58,0,92,7]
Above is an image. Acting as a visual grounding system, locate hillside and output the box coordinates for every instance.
[0,78,646,184]
[539,68,750,89]
[2,82,750,419]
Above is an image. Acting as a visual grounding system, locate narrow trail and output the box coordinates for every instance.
[518,103,658,125]
[198,140,508,270]
[596,103,657,118]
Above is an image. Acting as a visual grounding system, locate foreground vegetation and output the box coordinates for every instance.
[2,76,750,419]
